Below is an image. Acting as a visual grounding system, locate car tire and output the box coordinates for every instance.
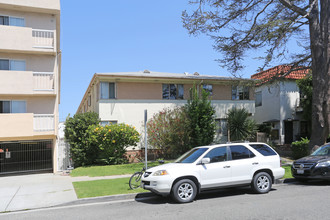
[251,172,272,194]
[171,179,197,203]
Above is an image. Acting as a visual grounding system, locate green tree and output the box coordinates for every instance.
[147,107,191,158]
[182,0,330,150]
[64,112,100,167]
[185,85,216,147]
[227,108,257,141]
[296,73,313,129]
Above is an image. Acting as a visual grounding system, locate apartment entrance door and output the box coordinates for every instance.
[0,140,53,175]
[284,121,293,144]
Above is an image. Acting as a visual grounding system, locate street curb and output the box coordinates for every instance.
[56,192,156,207]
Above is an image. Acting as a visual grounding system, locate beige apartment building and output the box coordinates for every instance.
[77,71,255,152]
[0,0,61,174]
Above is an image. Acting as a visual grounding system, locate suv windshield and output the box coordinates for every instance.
[311,144,330,156]
[175,148,208,163]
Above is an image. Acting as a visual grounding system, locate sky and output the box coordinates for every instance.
[59,0,272,122]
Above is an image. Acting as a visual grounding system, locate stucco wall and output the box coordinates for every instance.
[98,99,255,135]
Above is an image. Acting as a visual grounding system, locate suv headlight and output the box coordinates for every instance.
[316,161,330,168]
[153,170,169,176]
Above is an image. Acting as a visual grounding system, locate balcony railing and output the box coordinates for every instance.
[33,72,54,91]
[34,114,55,132]
[32,29,55,49]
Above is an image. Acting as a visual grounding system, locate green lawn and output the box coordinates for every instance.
[73,177,147,198]
[70,161,163,177]
[282,165,293,179]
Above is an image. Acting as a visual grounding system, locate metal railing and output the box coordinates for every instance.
[33,114,55,131]
[33,72,54,91]
[32,29,55,48]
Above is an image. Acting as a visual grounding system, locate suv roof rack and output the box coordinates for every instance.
[226,140,250,144]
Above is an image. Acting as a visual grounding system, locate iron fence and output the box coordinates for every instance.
[0,140,52,174]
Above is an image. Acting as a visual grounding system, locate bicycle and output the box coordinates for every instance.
[129,166,146,190]
[129,160,164,190]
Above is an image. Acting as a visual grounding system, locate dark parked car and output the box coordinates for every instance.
[292,143,330,181]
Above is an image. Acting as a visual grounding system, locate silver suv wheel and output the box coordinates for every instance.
[172,179,197,203]
[251,172,272,194]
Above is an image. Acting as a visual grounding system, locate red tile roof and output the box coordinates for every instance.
[251,65,309,83]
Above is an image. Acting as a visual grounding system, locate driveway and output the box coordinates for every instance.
[0,172,132,212]
[0,173,77,212]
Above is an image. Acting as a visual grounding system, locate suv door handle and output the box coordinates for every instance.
[252,162,259,165]
[223,166,230,168]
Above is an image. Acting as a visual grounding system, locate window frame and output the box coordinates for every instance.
[162,84,184,100]
[229,145,255,160]
[0,100,26,113]
[87,95,91,107]
[100,82,116,100]
[232,85,250,100]
[249,144,277,156]
[203,146,228,163]
[0,15,25,27]
[255,91,262,107]
[100,120,118,126]
[0,59,26,71]
[202,84,213,96]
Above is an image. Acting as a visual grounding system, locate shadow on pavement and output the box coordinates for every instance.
[135,186,278,205]
[283,178,330,186]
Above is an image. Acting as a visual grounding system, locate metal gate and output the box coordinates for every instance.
[0,140,53,174]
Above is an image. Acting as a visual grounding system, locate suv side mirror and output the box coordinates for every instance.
[200,157,210,165]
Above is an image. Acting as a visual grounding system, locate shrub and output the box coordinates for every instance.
[147,107,190,158]
[87,123,140,165]
[227,108,257,141]
[291,137,310,159]
[64,112,100,167]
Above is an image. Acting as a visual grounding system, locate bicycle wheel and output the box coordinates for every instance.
[129,172,143,189]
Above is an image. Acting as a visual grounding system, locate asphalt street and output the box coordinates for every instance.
[1,181,330,220]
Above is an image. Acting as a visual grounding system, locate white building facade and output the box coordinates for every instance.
[77,71,256,149]
[252,66,309,145]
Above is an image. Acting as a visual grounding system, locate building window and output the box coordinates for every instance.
[0,59,26,71]
[255,91,262,107]
[232,86,249,100]
[88,95,91,106]
[162,84,184,100]
[0,16,25,27]
[202,84,213,96]
[100,82,115,99]
[100,121,118,126]
[0,100,26,113]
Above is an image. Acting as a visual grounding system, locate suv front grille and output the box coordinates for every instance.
[293,162,316,169]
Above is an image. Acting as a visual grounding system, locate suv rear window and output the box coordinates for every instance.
[249,144,277,156]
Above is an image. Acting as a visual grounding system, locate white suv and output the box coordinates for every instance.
[141,142,284,203]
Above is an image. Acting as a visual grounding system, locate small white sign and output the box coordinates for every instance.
[5,152,11,159]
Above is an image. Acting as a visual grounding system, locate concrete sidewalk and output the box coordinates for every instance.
[0,173,132,212]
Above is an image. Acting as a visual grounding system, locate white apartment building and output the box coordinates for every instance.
[0,0,61,174]
[77,71,255,151]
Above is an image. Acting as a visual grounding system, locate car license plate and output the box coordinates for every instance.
[297,169,304,174]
